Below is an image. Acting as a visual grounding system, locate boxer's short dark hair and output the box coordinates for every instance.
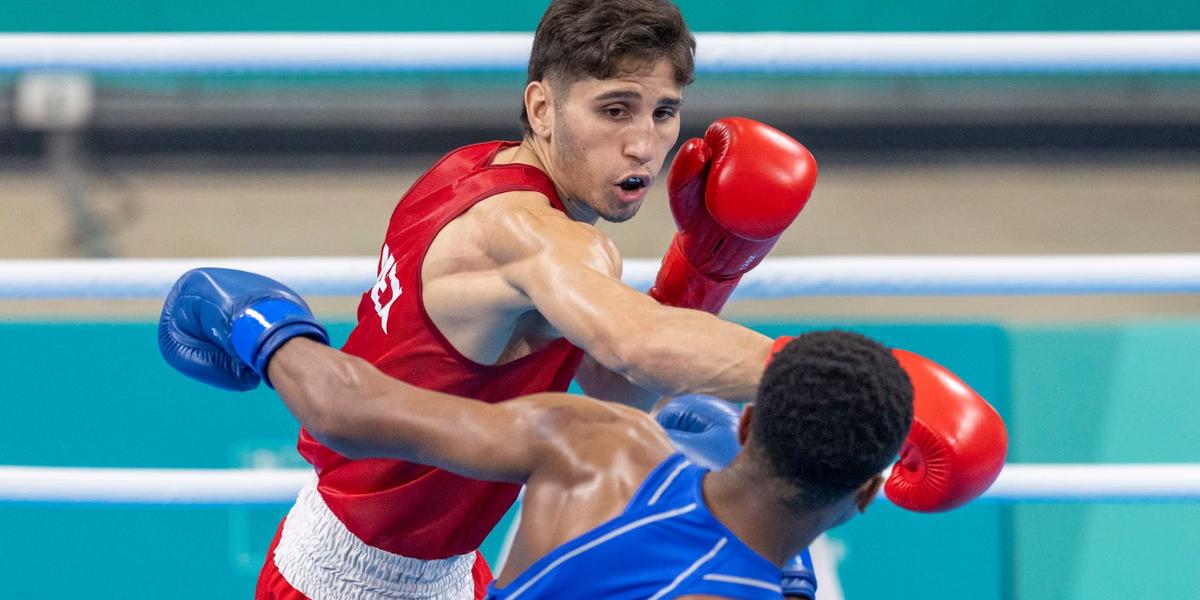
[520,0,696,135]
[753,330,914,509]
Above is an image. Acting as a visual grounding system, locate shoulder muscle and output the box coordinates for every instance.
[518,394,671,475]
[478,191,621,281]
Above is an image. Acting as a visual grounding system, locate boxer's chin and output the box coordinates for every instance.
[595,197,641,223]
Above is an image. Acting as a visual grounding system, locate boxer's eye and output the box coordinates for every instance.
[603,106,629,119]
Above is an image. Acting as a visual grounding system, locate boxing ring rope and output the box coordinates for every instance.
[4,464,1200,505]
[1,32,1198,74]
[3,254,1200,300]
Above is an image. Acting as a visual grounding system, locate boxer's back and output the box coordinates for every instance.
[299,141,584,559]
[486,454,784,600]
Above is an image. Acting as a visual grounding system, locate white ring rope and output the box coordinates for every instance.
[0,466,309,505]
[2,255,1199,300]
[2,464,1198,505]
[1,32,1197,74]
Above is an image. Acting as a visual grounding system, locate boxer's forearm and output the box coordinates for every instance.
[267,338,400,458]
[267,338,551,482]
[612,304,771,403]
[526,260,770,403]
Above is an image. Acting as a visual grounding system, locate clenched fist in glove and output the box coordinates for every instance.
[158,268,329,391]
[650,117,817,314]
[885,350,1009,512]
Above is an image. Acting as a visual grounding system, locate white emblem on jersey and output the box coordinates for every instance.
[371,243,402,334]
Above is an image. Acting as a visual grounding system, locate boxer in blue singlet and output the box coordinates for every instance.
[158,269,915,599]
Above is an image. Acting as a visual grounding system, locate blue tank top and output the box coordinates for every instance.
[486,453,784,599]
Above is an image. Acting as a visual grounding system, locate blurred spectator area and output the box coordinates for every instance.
[1,71,1199,153]
[0,1,1197,319]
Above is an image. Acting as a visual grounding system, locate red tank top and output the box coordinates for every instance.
[297,141,584,559]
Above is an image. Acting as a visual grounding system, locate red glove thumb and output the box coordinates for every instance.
[666,136,712,231]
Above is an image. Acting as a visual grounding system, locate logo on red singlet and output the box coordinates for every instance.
[371,244,402,334]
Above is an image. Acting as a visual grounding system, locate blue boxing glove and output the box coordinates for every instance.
[781,548,818,599]
[656,394,819,599]
[158,268,329,391]
[654,394,742,472]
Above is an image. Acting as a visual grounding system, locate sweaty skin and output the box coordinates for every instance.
[420,58,772,407]
[270,339,672,580]
[267,338,864,599]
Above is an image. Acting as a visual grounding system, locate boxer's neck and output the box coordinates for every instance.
[495,138,600,224]
[701,466,826,567]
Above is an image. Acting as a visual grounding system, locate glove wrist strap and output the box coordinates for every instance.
[649,241,740,314]
[230,299,330,382]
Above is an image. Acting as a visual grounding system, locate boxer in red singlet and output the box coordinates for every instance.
[256,1,820,597]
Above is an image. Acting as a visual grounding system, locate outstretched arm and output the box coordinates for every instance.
[268,337,620,483]
[159,267,662,486]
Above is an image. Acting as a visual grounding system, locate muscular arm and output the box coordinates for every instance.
[268,338,535,481]
[267,337,623,483]
[490,194,771,403]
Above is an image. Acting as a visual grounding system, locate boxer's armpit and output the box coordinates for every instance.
[574,353,660,412]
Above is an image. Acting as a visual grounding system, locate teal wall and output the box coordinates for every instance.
[0,319,1197,598]
[1010,323,1200,600]
[3,0,1199,32]
[0,322,326,599]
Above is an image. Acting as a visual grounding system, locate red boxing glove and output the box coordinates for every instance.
[885,350,1008,512]
[649,117,817,314]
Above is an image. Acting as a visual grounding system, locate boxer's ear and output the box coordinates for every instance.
[525,80,553,140]
[736,404,753,445]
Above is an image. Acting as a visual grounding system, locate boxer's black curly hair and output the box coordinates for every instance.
[521,0,696,135]
[752,330,914,509]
